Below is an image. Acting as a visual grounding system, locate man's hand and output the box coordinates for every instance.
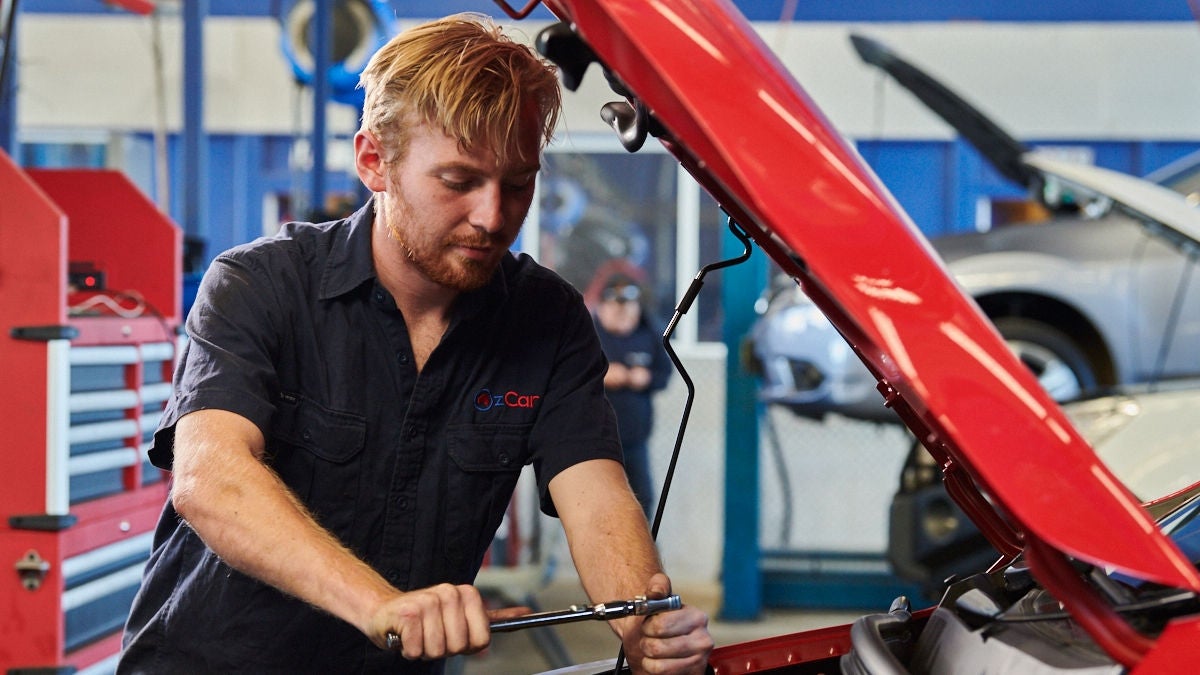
[620,573,713,674]
[550,461,710,672]
[368,583,493,660]
[605,363,651,391]
[626,365,652,391]
[605,362,631,389]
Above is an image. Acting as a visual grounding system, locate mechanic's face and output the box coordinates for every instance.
[377,117,540,292]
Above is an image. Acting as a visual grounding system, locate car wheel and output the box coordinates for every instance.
[993,317,1098,402]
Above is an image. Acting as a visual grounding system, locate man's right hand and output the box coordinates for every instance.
[369,583,493,660]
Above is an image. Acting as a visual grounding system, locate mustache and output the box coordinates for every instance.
[447,233,509,249]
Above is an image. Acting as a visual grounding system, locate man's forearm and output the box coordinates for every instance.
[171,410,394,635]
[550,459,664,638]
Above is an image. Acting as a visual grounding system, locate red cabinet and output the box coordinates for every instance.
[1,151,181,673]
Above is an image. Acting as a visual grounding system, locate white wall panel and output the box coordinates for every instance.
[19,15,173,132]
[18,15,358,134]
[787,22,1200,140]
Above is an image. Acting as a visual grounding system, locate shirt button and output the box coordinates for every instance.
[498,452,511,467]
[301,429,312,442]
[398,498,409,510]
[373,289,385,303]
[397,352,409,364]
[405,426,417,440]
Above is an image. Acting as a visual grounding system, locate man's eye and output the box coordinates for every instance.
[441,178,475,192]
[504,176,536,192]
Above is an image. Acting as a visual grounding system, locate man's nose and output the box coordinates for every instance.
[469,182,504,232]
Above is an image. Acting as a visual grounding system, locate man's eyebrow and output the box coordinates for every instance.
[432,161,485,175]
[431,161,540,176]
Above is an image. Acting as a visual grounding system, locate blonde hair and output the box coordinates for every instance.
[358,13,561,166]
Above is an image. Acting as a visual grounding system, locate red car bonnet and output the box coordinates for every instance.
[535,0,1200,592]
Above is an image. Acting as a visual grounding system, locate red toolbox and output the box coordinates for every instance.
[1,151,181,673]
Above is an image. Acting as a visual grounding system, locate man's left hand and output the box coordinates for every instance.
[622,573,713,674]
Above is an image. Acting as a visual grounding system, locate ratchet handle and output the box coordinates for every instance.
[489,606,592,633]
[385,594,683,648]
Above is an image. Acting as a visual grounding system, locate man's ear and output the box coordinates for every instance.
[354,130,388,193]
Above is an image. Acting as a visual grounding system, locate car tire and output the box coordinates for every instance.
[993,317,1098,402]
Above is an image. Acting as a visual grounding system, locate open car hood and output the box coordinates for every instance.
[1023,152,1200,248]
[515,0,1200,663]
[848,33,1037,190]
[851,32,1200,250]
[529,0,1199,588]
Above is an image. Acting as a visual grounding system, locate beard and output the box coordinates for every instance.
[382,196,510,293]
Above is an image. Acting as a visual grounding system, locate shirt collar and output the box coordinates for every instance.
[318,201,378,301]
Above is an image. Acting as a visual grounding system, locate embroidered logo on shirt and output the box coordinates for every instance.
[473,388,542,412]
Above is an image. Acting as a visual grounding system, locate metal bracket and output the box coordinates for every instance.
[8,514,77,531]
[15,550,51,591]
[9,325,79,341]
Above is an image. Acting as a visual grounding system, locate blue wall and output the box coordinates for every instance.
[154,132,364,260]
[859,138,1200,238]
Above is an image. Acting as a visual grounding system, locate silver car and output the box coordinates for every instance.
[750,35,1200,421]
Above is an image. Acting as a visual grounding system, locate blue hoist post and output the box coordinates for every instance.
[310,0,331,220]
[183,0,208,245]
[719,214,767,620]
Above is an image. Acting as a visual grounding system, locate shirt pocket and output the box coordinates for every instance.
[443,424,531,581]
[268,392,367,537]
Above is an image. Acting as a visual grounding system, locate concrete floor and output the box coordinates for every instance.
[457,578,861,674]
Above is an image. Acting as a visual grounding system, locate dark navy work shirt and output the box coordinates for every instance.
[119,204,621,673]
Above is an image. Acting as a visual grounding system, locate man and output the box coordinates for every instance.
[119,14,712,674]
[594,274,672,519]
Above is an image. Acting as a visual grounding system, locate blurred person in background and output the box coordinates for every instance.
[594,274,673,520]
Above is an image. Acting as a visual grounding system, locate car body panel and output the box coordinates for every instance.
[1068,386,1200,502]
[706,620,859,674]
[755,207,1200,419]
[1131,616,1200,673]
[1023,153,1200,244]
[941,215,1200,381]
[523,0,1200,667]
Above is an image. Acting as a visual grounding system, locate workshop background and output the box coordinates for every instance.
[3,1,1200,673]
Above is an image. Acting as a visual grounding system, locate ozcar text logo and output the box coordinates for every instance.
[473,388,541,412]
